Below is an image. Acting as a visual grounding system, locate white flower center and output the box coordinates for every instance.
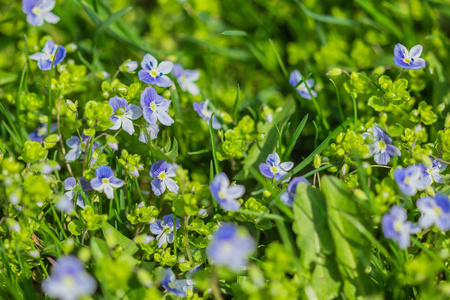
[149,70,158,78]
[102,178,109,184]
[32,7,41,15]
[150,102,157,111]
[270,166,278,174]
[158,171,167,180]
[394,221,403,232]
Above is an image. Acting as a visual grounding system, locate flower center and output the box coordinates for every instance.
[270,166,278,174]
[394,221,403,232]
[434,206,442,215]
[102,178,109,184]
[62,275,75,287]
[149,70,159,78]
[150,102,157,111]
[32,6,41,15]
[115,107,126,117]
[378,140,387,153]
[218,191,226,199]
[221,241,233,253]
[158,171,167,180]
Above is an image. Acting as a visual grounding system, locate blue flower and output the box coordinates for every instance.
[172,64,200,96]
[419,157,448,186]
[138,54,173,87]
[161,268,191,297]
[150,214,181,248]
[90,166,124,199]
[210,172,245,211]
[207,223,256,271]
[382,206,420,249]
[150,160,179,196]
[108,96,142,135]
[289,70,317,99]
[63,177,91,209]
[41,256,96,300]
[193,101,221,130]
[30,123,57,142]
[65,135,99,162]
[55,195,74,214]
[393,165,427,196]
[140,86,174,126]
[364,124,401,165]
[259,152,294,182]
[120,60,138,73]
[29,40,66,71]
[139,123,160,143]
[417,194,450,230]
[393,44,426,70]
[280,177,311,207]
[22,0,60,26]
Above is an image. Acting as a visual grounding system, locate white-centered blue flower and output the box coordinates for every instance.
[289,70,317,99]
[393,165,427,197]
[210,172,245,211]
[393,44,426,70]
[42,256,96,300]
[90,166,124,199]
[29,40,66,71]
[363,124,401,165]
[22,0,60,27]
[138,54,173,87]
[149,160,179,196]
[382,205,420,249]
[140,86,174,126]
[108,96,142,135]
[259,152,293,182]
[419,157,448,186]
[150,214,181,248]
[139,123,160,144]
[417,194,450,230]
[172,64,200,96]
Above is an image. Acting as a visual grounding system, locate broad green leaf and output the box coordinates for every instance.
[321,176,381,299]
[68,220,83,236]
[90,237,110,261]
[101,222,139,257]
[0,70,17,86]
[293,183,334,266]
[310,258,341,300]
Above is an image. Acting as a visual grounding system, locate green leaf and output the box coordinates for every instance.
[309,259,341,300]
[101,222,139,257]
[68,220,83,236]
[0,70,17,86]
[293,183,334,266]
[95,6,133,38]
[283,114,308,160]
[90,237,110,261]
[222,30,248,36]
[294,0,358,26]
[321,176,380,298]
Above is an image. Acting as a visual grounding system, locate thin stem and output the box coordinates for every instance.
[184,214,193,266]
[211,268,224,300]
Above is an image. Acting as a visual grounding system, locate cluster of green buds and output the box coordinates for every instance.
[119,150,144,178]
[324,130,370,165]
[80,205,108,231]
[218,115,261,160]
[84,100,114,131]
[368,75,411,111]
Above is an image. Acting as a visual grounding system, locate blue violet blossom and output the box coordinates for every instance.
[139,123,160,143]
[29,40,66,71]
[417,194,450,230]
[393,43,426,70]
[108,96,142,135]
[280,177,311,207]
[259,152,294,182]
[22,0,60,27]
[138,54,173,87]
[289,70,317,99]
[90,166,124,199]
[363,124,401,165]
[419,157,448,186]
[140,86,174,126]
[206,223,256,271]
[41,256,96,300]
[149,160,179,196]
[193,101,221,130]
[210,172,245,211]
[29,123,57,142]
[382,205,420,249]
[172,64,200,96]
[65,135,98,162]
[161,269,191,297]
[150,214,181,248]
[393,165,427,197]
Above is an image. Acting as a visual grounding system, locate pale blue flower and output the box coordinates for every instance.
[419,157,448,186]
[364,124,401,165]
[172,64,200,95]
[108,96,142,135]
[207,223,255,271]
[393,165,427,197]
[150,214,181,248]
[42,256,96,300]
[259,152,293,182]
[22,0,60,26]
[150,160,179,196]
[90,166,124,199]
[193,101,221,129]
[161,269,191,297]
[210,172,245,211]
[289,70,317,99]
[29,40,66,71]
[280,177,311,207]
[382,205,420,249]
[140,86,174,126]
[417,194,450,230]
[138,54,173,87]
[139,123,160,143]
[393,44,426,70]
